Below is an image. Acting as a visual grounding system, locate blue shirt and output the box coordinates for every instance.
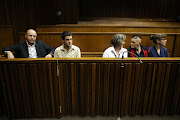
[149,45,168,57]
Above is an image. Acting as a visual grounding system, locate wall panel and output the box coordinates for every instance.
[0,58,180,118]
[0,26,14,53]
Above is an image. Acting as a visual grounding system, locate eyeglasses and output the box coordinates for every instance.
[160,38,167,41]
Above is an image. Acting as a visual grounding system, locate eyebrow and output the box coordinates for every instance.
[65,38,72,40]
[28,35,37,37]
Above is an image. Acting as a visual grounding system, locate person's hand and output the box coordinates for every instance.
[45,54,52,58]
[6,51,15,59]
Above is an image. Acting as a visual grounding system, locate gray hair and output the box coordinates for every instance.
[111,34,126,46]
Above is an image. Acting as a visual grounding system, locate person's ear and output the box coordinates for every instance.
[25,34,27,38]
[157,39,160,44]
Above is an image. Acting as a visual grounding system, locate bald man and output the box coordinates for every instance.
[128,35,152,57]
[2,29,55,58]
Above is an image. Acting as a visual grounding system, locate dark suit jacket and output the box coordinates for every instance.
[2,40,55,58]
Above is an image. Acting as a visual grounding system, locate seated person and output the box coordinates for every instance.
[54,31,81,58]
[128,35,152,57]
[2,29,55,58]
[149,33,168,57]
[103,34,128,58]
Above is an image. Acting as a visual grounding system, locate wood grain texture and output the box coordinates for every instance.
[0,58,180,118]
[0,27,14,53]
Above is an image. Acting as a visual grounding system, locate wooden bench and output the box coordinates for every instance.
[19,32,180,57]
[36,24,180,33]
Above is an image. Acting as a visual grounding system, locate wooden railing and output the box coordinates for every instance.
[36,24,180,33]
[19,32,180,57]
[0,58,180,119]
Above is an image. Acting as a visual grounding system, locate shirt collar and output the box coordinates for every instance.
[26,40,36,47]
[111,46,123,54]
[61,44,74,51]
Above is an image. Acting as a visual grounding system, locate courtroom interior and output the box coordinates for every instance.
[0,0,180,120]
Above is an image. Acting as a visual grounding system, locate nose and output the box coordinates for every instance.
[31,36,34,39]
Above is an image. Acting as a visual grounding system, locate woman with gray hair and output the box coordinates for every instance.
[103,34,128,58]
[149,33,168,57]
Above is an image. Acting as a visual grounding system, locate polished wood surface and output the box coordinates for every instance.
[19,32,180,57]
[174,34,180,57]
[81,52,103,57]
[0,26,15,53]
[37,24,180,33]
[0,58,180,118]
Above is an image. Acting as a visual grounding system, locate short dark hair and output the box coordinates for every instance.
[61,31,72,40]
[150,33,167,44]
[132,35,141,39]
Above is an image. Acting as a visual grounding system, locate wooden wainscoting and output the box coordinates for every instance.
[0,26,15,53]
[0,58,180,119]
[36,24,180,33]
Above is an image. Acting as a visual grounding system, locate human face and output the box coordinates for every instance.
[25,30,37,44]
[131,38,140,49]
[120,40,125,48]
[63,36,73,48]
[157,38,167,46]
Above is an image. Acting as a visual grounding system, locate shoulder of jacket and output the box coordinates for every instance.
[36,40,44,43]
[141,45,149,50]
[18,41,25,44]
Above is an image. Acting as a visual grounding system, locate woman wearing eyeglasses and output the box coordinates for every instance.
[149,33,168,57]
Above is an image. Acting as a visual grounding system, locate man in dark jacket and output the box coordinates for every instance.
[128,35,152,57]
[2,29,55,58]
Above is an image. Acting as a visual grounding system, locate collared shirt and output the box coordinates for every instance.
[102,46,128,58]
[149,45,168,57]
[26,41,37,58]
[54,45,81,58]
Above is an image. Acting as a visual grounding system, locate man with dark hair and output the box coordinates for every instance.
[2,29,55,58]
[54,31,81,57]
[128,35,152,57]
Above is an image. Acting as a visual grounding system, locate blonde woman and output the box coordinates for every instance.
[149,33,168,57]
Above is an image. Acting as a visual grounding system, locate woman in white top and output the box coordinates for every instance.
[103,34,128,58]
